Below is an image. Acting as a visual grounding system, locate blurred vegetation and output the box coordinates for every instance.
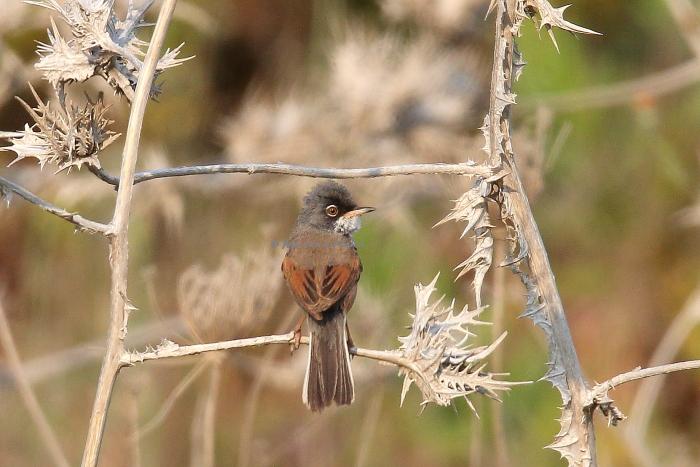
[1,0,699,466]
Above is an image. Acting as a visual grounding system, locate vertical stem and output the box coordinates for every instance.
[201,357,222,467]
[0,296,70,467]
[80,1,179,466]
[491,235,510,467]
[489,1,596,464]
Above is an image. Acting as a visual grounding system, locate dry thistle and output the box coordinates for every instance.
[29,0,189,99]
[397,274,521,412]
[177,249,282,343]
[1,85,119,171]
[434,177,497,307]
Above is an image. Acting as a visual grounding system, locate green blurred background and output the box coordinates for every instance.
[1,0,699,466]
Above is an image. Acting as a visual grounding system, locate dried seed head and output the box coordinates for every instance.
[1,85,119,171]
[29,0,190,99]
[398,274,522,410]
[177,249,281,343]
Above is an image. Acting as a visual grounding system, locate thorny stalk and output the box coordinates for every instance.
[81,1,179,465]
[481,1,599,465]
[478,2,700,466]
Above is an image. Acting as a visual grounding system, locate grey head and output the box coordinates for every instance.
[296,181,374,235]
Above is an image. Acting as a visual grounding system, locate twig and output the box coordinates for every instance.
[491,235,510,467]
[354,392,385,467]
[0,317,186,388]
[125,381,142,467]
[591,361,700,398]
[134,358,211,440]
[628,287,700,438]
[0,294,70,467]
[663,0,700,56]
[123,333,416,371]
[121,333,305,365]
[523,59,700,112]
[0,176,109,234]
[89,162,491,187]
[238,309,298,467]
[80,1,179,465]
[200,356,222,467]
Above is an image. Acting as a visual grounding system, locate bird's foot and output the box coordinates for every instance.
[289,328,302,354]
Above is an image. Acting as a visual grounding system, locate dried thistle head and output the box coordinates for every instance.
[398,274,522,411]
[1,85,119,171]
[220,32,485,221]
[29,0,189,99]
[177,248,282,343]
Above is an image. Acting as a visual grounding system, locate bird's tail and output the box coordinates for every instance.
[303,306,354,411]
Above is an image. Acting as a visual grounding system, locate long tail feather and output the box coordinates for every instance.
[303,306,354,411]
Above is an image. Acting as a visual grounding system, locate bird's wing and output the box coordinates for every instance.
[282,252,361,320]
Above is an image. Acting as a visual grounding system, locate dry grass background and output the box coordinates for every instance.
[0,0,699,466]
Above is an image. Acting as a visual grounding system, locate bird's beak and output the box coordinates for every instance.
[342,207,375,219]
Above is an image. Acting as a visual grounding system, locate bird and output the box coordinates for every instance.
[281,181,374,411]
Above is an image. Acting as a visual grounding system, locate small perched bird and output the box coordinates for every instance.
[282,181,374,411]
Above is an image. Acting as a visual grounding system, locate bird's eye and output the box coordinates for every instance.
[325,205,339,217]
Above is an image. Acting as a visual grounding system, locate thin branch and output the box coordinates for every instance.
[490,235,510,467]
[90,162,491,187]
[354,392,384,467]
[0,175,109,234]
[591,361,700,398]
[0,294,70,467]
[238,308,298,467]
[134,358,211,440]
[121,333,303,365]
[0,317,186,388]
[121,334,410,375]
[81,1,179,465]
[200,356,222,467]
[663,0,700,56]
[523,59,700,112]
[628,287,700,437]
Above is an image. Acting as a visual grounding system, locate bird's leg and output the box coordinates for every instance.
[289,314,306,353]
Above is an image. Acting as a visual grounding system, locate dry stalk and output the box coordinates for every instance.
[134,358,211,441]
[80,1,179,465]
[354,392,385,467]
[627,287,700,437]
[237,308,298,467]
[663,0,700,56]
[200,355,223,467]
[523,58,700,112]
[90,161,491,187]
[467,2,700,466]
[0,175,109,234]
[0,294,70,467]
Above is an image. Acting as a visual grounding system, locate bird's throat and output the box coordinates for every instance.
[334,215,361,234]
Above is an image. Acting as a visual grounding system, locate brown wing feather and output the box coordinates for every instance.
[282,254,361,320]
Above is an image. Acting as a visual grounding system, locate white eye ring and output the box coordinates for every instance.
[325,205,339,217]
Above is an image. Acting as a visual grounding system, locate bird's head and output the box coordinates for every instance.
[297,181,374,234]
